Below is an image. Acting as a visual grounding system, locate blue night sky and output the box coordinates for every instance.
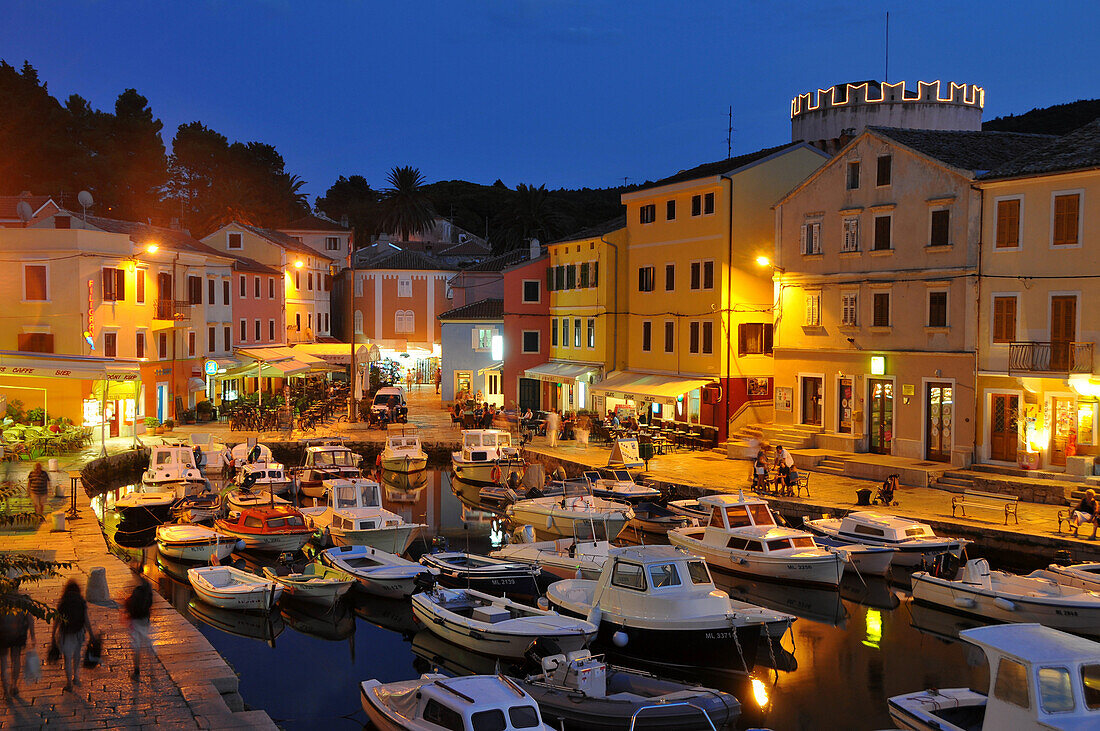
[0,1,1096,200]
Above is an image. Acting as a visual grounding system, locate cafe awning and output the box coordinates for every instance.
[187,377,207,392]
[591,371,713,406]
[524,361,600,385]
[0,351,140,382]
[477,362,503,375]
[290,342,380,365]
[217,346,340,380]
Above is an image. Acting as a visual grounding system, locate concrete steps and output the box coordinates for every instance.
[935,470,976,492]
[813,457,846,475]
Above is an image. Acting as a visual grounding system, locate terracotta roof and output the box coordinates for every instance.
[461,247,538,272]
[979,118,1100,179]
[437,237,492,256]
[281,214,349,232]
[549,215,627,244]
[77,213,232,259]
[634,142,806,192]
[870,127,1059,174]
[231,256,281,276]
[232,223,332,260]
[358,249,457,271]
[0,194,56,220]
[437,298,504,322]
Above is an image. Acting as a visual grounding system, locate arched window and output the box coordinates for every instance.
[354,310,364,334]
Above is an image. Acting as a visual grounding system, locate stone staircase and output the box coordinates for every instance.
[724,422,822,460]
[814,456,846,475]
[934,470,977,492]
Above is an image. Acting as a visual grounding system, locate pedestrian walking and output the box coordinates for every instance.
[545,410,561,448]
[434,367,441,394]
[26,462,49,518]
[52,580,93,692]
[0,591,35,699]
[405,370,414,393]
[124,578,153,682]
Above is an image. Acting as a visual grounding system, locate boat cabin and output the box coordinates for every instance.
[386,435,422,451]
[324,478,383,510]
[385,675,542,731]
[838,511,935,542]
[596,546,728,614]
[961,624,1100,729]
[145,446,202,484]
[304,445,360,469]
[222,506,307,534]
[460,430,517,461]
[240,463,287,482]
[698,493,816,553]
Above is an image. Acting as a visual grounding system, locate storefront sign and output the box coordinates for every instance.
[902,384,915,396]
[204,360,219,376]
[870,356,885,375]
[775,386,793,412]
[87,279,95,339]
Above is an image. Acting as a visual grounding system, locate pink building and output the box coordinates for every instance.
[231,258,285,349]
[501,247,550,410]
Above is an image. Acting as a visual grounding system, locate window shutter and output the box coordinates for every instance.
[546,266,554,292]
[116,269,126,301]
[102,268,114,300]
[800,224,808,254]
[811,223,820,254]
[737,325,747,357]
[591,261,598,287]
[763,324,773,354]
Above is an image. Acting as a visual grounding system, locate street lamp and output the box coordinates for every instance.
[293,260,305,268]
[145,243,159,254]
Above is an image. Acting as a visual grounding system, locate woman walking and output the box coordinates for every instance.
[125,578,153,682]
[26,462,49,518]
[52,580,93,692]
[0,592,35,699]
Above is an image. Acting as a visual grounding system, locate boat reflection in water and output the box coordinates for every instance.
[840,573,902,611]
[410,628,520,678]
[350,593,421,637]
[280,596,356,643]
[908,600,988,645]
[711,570,848,628]
[379,468,429,504]
[187,598,285,647]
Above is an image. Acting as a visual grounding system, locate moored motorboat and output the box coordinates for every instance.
[187,565,282,610]
[360,673,551,731]
[142,445,208,496]
[811,535,896,577]
[490,522,612,582]
[234,461,294,496]
[319,544,436,599]
[215,505,312,553]
[187,433,226,475]
[155,524,238,562]
[418,551,541,599]
[451,429,526,486]
[295,440,364,498]
[581,469,662,503]
[668,493,845,588]
[412,585,596,659]
[1030,562,1100,592]
[300,478,425,552]
[115,489,177,532]
[618,501,696,545]
[379,434,428,473]
[805,510,970,567]
[222,487,291,512]
[911,558,1100,634]
[666,498,710,523]
[169,493,222,523]
[261,563,354,605]
[888,624,1100,730]
[506,493,633,542]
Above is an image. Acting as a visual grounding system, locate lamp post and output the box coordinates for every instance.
[347,236,357,422]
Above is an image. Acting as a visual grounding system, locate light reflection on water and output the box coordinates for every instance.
[98,468,997,731]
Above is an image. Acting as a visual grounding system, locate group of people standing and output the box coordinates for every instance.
[752,443,799,494]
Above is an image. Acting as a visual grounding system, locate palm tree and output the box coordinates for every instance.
[378,166,436,241]
[493,183,570,251]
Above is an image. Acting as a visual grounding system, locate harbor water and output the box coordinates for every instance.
[96,467,1014,731]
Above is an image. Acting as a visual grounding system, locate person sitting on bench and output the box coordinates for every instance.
[781,466,800,496]
[1070,489,1100,534]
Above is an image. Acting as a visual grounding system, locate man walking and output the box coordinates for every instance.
[26,462,49,518]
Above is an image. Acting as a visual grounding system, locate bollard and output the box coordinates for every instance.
[85,567,110,603]
[51,511,66,532]
[48,458,59,471]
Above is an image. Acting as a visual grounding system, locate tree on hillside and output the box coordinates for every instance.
[377,166,436,241]
[315,174,380,246]
[97,89,168,220]
[984,99,1100,136]
[492,183,571,252]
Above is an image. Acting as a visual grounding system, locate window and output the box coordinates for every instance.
[17,333,52,352]
[639,204,656,224]
[587,318,595,348]
[471,710,506,731]
[222,280,229,305]
[666,199,676,220]
[102,267,125,302]
[648,562,681,588]
[664,321,674,352]
[207,278,215,305]
[703,260,714,289]
[551,318,557,347]
[690,262,700,289]
[579,262,590,288]
[930,209,951,247]
[689,261,715,290]
[240,319,247,342]
[611,562,646,591]
[323,313,329,334]
[704,192,714,214]
[473,327,493,351]
[1038,667,1075,714]
[846,160,860,189]
[135,332,145,359]
[223,326,231,351]
[254,319,261,341]
[522,331,540,353]
[996,198,1021,249]
[566,265,576,290]
[187,276,201,305]
[227,232,242,250]
[687,560,710,585]
[876,155,892,186]
[354,273,364,297]
[157,332,167,359]
[354,310,364,334]
[488,373,501,395]
[208,326,216,353]
[398,275,412,297]
[307,272,313,291]
[325,236,339,251]
[993,657,1030,709]
[801,222,821,254]
[738,323,773,355]
[422,699,464,731]
[641,321,652,352]
[294,271,301,290]
[842,217,860,252]
[103,332,117,358]
[187,331,196,357]
[268,278,275,299]
[638,266,655,292]
[522,280,540,303]
[136,269,145,303]
[873,215,892,251]
[928,291,948,327]
[689,321,700,353]
[804,293,821,326]
[993,296,1017,343]
[23,265,47,301]
[691,195,702,216]
[239,275,247,297]
[396,310,414,333]
[508,706,540,729]
[573,318,581,348]
[1082,664,1100,709]
[841,292,858,326]
[702,321,713,354]
[665,264,675,291]
[251,276,259,298]
[562,318,569,347]
[873,292,891,327]
[1053,193,1081,246]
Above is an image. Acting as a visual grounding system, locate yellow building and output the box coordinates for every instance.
[530,218,626,411]
[975,120,1100,473]
[595,143,828,440]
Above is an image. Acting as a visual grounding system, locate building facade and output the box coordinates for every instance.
[279,214,352,265]
[437,299,504,406]
[501,243,551,411]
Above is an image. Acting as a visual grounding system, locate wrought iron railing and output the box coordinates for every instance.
[154,299,191,321]
[1008,341,1093,374]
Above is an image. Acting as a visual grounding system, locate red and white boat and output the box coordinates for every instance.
[215,505,312,553]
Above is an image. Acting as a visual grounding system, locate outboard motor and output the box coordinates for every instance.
[553,466,567,481]
[1053,549,1074,567]
[524,637,564,666]
[241,471,259,491]
[412,571,437,594]
[926,551,961,579]
[507,471,523,490]
[247,445,262,464]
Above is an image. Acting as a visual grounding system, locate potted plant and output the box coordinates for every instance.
[180,408,196,425]
[195,400,214,422]
[145,416,162,435]
[163,418,175,432]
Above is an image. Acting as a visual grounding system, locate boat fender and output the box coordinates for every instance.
[375,454,382,467]
[993,597,1016,612]
[546,515,554,529]
[586,607,602,626]
[537,597,550,610]
[234,540,246,551]
[575,567,583,580]
[953,596,976,609]
[491,466,502,483]
[611,631,628,648]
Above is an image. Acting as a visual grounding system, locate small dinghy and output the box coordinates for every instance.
[222,487,291,512]
[412,586,597,660]
[187,565,282,611]
[169,493,222,523]
[665,498,709,523]
[520,650,741,730]
[1030,562,1100,593]
[888,623,1100,731]
[319,545,436,599]
[260,563,354,605]
[360,673,551,731]
[911,558,1100,635]
[619,501,696,544]
[155,524,238,562]
[419,551,541,599]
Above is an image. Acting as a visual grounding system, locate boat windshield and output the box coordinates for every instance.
[905,526,932,537]
[647,562,681,588]
[498,433,511,448]
[334,483,379,509]
[1038,667,1075,713]
[155,452,173,466]
[507,705,541,728]
[791,536,815,548]
[267,515,304,528]
[724,506,753,528]
[463,433,482,448]
[687,560,711,585]
[313,450,357,467]
[748,503,775,526]
[1081,664,1100,709]
[574,521,608,542]
[993,656,1031,709]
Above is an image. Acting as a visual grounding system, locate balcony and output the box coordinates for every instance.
[154,299,192,322]
[1008,341,1093,375]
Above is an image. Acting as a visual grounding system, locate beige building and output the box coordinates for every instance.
[772,127,1052,465]
[975,120,1100,473]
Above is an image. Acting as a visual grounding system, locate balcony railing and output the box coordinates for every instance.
[1008,341,1093,374]
[154,299,191,321]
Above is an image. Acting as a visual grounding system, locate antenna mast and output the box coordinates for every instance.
[885,12,890,83]
[727,106,733,159]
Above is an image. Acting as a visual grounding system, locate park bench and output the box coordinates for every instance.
[951,489,1019,525]
[1057,506,1099,538]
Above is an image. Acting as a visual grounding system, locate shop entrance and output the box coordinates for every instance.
[800,376,823,426]
[868,379,893,454]
[989,394,1019,462]
[925,382,953,462]
[1050,396,1076,466]
[838,377,853,434]
[518,378,540,411]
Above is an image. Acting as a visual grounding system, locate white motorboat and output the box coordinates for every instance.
[888,623,1100,731]
[911,558,1100,634]
[155,524,238,562]
[187,433,226,475]
[491,522,612,581]
[360,673,551,731]
[1030,562,1100,593]
[260,563,354,605]
[186,565,282,611]
[319,544,436,599]
[142,445,207,496]
[451,429,525,486]
[114,489,178,530]
[301,478,426,553]
[811,535,896,577]
[234,461,294,496]
[419,552,541,598]
[412,586,596,659]
[506,494,634,542]
[380,434,428,473]
[296,440,363,498]
[805,510,970,567]
[227,440,273,468]
[547,546,793,672]
[222,487,291,512]
[668,492,845,588]
[581,469,662,503]
[666,498,709,523]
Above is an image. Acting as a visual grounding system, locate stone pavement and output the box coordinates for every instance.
[0,445,274,729]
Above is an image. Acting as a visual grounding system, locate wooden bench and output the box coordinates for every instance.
[951,489,1019,524]
[1057,508,1099,538]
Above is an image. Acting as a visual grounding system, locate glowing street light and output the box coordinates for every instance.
[293,260,305,269]
[145,243,159,253]
[755,255,772,267]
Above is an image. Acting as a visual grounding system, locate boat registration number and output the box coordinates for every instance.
[704,631,738,640]
[1055,609,1079,617]
[786,564,813,571]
